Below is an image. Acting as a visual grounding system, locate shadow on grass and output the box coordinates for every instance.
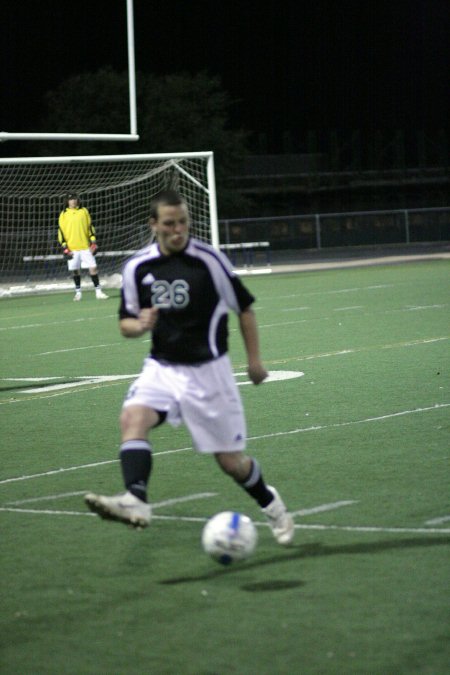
[159,536,450,586]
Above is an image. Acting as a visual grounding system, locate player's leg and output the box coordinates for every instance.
[85,359,175,527]
[68,253,82,300]
[89,265,108,299]
[181,356,294,545]
[73,272,82,300]
[81,249,108,298]
[84,405,162,527]
[214,452,274,506]
[214,452,294,545]
[89,263,99,289]
[119,404,162,502]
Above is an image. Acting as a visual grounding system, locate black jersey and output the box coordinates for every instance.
[119,238,255,364]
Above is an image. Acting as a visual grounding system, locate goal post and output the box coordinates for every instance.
[0,0,139,144]
[0,152,219,291]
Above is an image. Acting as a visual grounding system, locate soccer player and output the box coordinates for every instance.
[58,193,108,301]
[85,190,294,545]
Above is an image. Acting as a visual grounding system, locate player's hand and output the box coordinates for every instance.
[139,307,159,331]
[63,247,73,259]
[247,363,268,385]
[89,243,98,254]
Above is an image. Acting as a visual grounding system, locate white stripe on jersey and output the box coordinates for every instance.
[186,240,241,313]
[121,243,159,316]
[208,299,228,358]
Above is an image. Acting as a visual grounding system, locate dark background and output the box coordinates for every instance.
[2,0,449,150]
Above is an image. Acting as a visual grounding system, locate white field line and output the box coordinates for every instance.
[150,493,218,508]
[1,335,448,405]
[16,375,136,394]
[2,495,350,514]
[1,302,447,337]
[1,285,446,327]
[37,339,148,357]
[4,490,217,508]
[292,500,357,516]
[281,306,311,312]
[1,403,448,486]
[0,286,394,326]
[247,403,450,441]
[37,343,120,356]
[263,285,396,300]
[0,507,448,535]
[152,516,450,535]
[0,379,132,404]
[262,337,449,367]
[287,523,450,534]
[388,304,448,312]
[425,515,450,525]
[0,446,192,485]
[0,459,119,485]
[5,491,87,505]
[0,507,98,516]
[0,314,117,332]
[1,370,303,396]
[239,303,450,332]
[260,307,449,329]
[2,376,65,382]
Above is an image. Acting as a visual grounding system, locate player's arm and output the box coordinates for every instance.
[58,220,72,258]
[119,308,160,338]
[238,306,268,385]
[57,216,66,247]
[87,215,98,252]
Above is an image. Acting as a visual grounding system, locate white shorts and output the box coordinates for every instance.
[68,249,97,271]
[122,354,247,453]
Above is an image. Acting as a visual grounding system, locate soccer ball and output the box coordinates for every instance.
[201,511,258,565]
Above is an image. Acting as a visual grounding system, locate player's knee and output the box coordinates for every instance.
[120,405,160,436]
[215,452,251,481]
[120,407,141,433]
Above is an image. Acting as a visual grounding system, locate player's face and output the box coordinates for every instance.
[152,203,190,255]
[68,198,79,208]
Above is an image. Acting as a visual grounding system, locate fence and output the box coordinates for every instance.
[3,206,449,286]
[219,206,450,251]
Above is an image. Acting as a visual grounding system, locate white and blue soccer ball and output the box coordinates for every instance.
[201,511,258,565]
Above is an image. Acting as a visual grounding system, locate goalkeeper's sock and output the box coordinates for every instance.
[73,274,81,290]
[120,440,153,503]
[90,273,100,289]
[237,458,274,508]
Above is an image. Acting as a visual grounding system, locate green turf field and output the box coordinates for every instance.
[1,260,449,674]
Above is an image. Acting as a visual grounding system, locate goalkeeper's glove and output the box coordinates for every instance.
[63,247,73,259]
[89,242,98,255]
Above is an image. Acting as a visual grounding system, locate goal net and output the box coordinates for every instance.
[0,152,218,293]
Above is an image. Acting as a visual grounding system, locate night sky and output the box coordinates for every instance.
[1,0,449,147]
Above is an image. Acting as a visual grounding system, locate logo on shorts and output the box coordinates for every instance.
[234,433,243,441]
[125,385,138,400]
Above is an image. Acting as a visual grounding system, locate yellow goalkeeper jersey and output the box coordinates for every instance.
[58,207,96,251]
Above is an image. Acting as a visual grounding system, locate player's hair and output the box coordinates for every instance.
[63,193,82,209]
[149,190,187,221]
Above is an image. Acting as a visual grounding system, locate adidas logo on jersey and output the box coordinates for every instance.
[141,273,156,285]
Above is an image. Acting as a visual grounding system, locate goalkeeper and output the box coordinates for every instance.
[58,193,108,301]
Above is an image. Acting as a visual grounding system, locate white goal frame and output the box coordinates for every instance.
[0,151,219,294]
[0,0,138,144]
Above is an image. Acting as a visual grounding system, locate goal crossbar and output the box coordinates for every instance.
[1,0,138,143]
